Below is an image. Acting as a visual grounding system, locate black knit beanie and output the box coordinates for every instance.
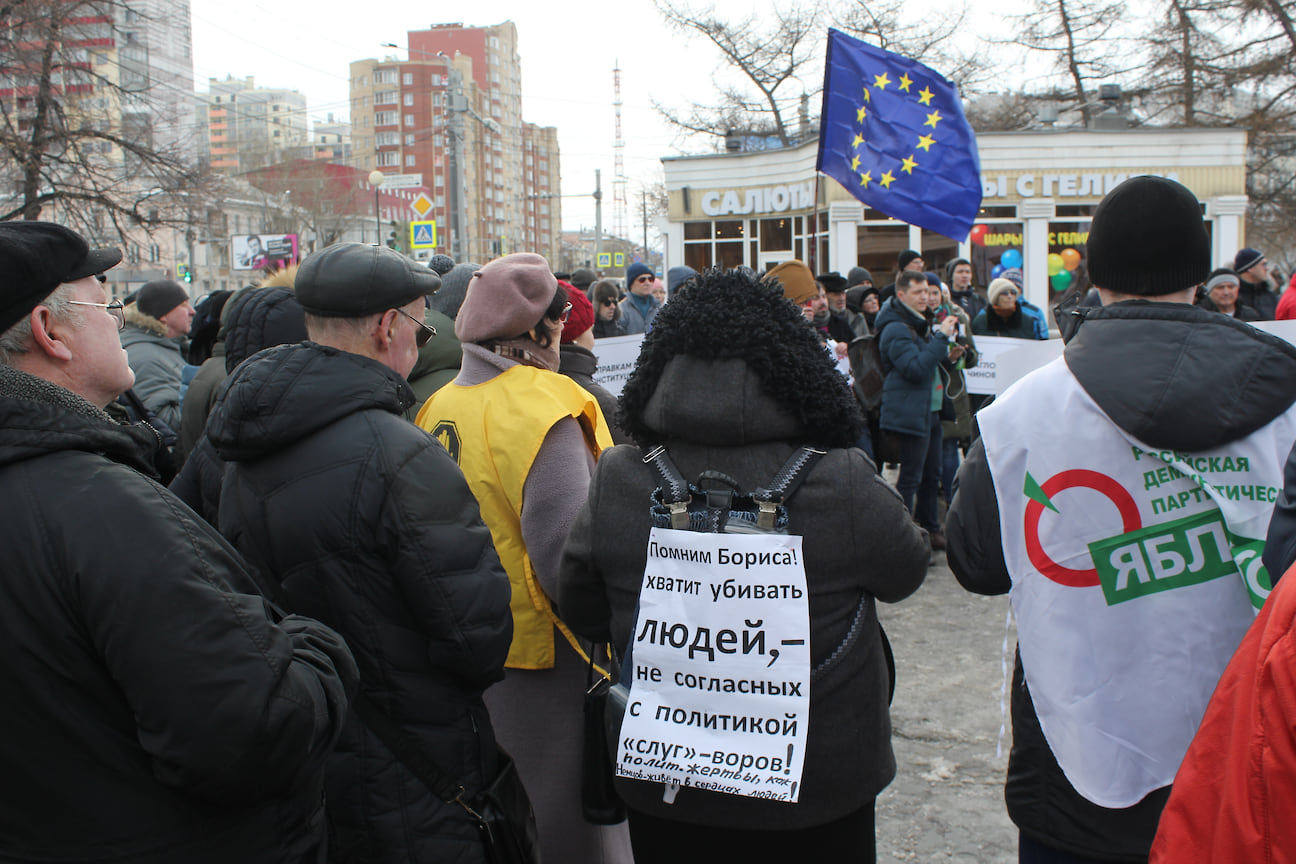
[135,280,190,319]
[1087,176,1210,296]
[897,250,921,271]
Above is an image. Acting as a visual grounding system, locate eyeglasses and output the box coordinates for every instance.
[559,302,573,324]
[600,298,617,307]
[635,275,653,283]
[68,298,125,330]
[393,307,436,347]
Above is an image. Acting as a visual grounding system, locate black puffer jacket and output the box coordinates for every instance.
[204,341,514,864]
[947,300,1296,861]
[0,365,356,863]
[558,354,930,830]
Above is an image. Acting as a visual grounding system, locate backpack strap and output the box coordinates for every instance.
[751,446,826,530]
[643,444,691,529]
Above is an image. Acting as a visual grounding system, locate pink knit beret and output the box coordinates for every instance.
[454,252,558,343]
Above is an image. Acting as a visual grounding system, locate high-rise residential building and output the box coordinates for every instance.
[349,21,561,262]
[205,76,309,174]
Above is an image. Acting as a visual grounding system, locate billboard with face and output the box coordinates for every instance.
[231,234,299,271]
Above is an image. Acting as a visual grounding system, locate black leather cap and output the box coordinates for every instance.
[0,221,121,333]
[296,243,440,318]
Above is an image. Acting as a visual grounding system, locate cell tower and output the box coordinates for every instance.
[612,63,628,251]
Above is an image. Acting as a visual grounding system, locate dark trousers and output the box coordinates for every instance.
[627,801,876,864]
[941,435,963,502]
[1019,833,1118,864]
[893,410,943,532]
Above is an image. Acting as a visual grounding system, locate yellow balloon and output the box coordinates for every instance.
[1047,253,1064,276]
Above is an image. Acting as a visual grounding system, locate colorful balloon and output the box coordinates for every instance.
[1051,270,1073,292]
[991,264,1005,279]
[1061,248,1081,270]
[970,224,989,246]
[1001,249,1023,269]
[1047,253,1064,276]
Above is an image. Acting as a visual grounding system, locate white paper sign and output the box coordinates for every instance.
[590,333,645,397]
[615,527,811,802]
[964,336,1064,396]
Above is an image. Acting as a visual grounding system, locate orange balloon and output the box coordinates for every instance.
[1060,248,1081,270]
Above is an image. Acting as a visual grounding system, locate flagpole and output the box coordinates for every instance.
[811,171,821,271]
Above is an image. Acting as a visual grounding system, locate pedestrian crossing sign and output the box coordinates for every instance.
[410,221,437,249]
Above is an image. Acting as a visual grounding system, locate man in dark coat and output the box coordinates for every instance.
[948,177,1296,862]
[1233,247,1279,320]
[0,221,357,864]
[202,242,514,863]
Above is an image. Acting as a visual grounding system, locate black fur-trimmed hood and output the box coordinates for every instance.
[618,268,862,448]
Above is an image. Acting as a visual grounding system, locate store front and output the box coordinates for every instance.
[661,128,1247,327]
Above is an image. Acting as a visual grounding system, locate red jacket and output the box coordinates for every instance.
[1150,566,1296,863]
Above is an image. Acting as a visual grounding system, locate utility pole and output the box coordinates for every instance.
[641,188,648,262]
[594,169,603,269]
[447,66,468,262]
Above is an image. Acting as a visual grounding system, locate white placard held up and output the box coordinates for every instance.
[590,333,645,397]
[964,336,1064,396]
[616,527,811,802]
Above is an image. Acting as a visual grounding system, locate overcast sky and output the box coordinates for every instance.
[189,0,727,236]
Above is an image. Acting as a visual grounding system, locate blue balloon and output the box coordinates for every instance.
[991,264,1005,279]
[1000,249,1023,269]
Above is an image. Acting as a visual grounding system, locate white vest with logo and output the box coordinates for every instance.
[978,355,1296,808]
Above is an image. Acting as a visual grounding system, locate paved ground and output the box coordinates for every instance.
[875,552,1019,863]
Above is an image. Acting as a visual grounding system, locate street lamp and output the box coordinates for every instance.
[368,168,385,244]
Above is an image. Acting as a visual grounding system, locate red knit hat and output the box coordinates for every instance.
[560,280,594,343]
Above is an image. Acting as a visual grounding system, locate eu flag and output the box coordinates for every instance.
[816,29,982,241]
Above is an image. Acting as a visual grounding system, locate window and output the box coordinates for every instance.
[374,111,397,126]
[405,155,416,166]
[376,132,398,146]
[376,90,397,104]
[272,104,280,112]
[433,134,443,148]
[404,114,415,127]
[404,134,416,145]
[404,93,414,106]
[373,68,397,84]
[377,151,398,166]
[403,73,413,85]
[432,93,443,107]
[434,174,445,187]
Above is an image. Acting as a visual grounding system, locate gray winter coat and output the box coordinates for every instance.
[120,308,185,430]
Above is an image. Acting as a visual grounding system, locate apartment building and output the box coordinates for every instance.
[205,76,309,174]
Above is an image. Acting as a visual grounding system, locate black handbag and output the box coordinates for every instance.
[582,647,627,824]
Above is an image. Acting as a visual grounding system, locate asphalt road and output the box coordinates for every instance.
[875,552,1020,863]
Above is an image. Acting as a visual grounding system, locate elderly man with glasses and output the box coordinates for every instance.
[186,241,514,863]
[0,222,358,862]
[618,261,662,334]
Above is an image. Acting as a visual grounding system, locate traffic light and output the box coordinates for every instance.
[177,264,192,283]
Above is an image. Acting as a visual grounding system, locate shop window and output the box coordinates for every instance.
[716,241,744,269]
[684,222,710,241]
[856,224,911,281]
[920,228,958,278]
[759,217,792,251]
[715,220,744,240]
[967,222,1024,287]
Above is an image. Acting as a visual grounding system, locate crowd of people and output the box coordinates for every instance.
[3,173,1296,864]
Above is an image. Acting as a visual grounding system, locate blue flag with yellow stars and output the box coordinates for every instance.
[816,29,981,241]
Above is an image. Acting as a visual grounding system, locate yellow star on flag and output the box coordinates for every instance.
[898,73,913,92]
[916,134,935,151]
[901,154,918,174]
[856,105,867,123]
[873,72,891,90]
[852,133,864,148]
[879,170,895,189]
[917,87,934,106]
[859,170,872,188]
[851,155,861,171]
[861,87,870,103]
[924,110,943,128]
